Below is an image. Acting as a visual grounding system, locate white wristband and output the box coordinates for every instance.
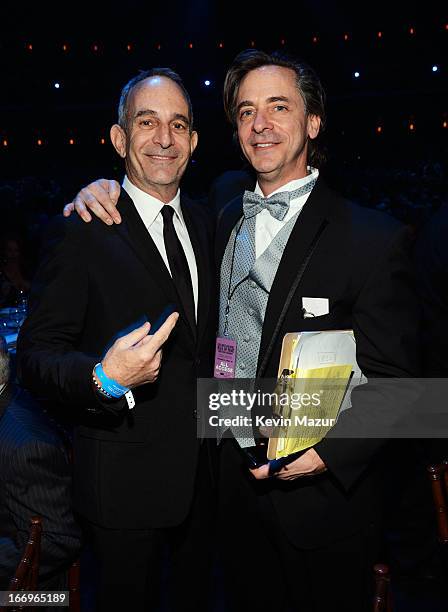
[125,390,135,410]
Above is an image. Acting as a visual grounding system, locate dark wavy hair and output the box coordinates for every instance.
[223,49,327,167]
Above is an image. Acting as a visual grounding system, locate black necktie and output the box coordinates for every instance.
[161,205,196,337]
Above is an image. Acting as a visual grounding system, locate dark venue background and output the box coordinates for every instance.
[0,3,447,609]
[0,0,446,242]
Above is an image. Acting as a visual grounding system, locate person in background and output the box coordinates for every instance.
[0,234,31,308]
[0,335,81,590]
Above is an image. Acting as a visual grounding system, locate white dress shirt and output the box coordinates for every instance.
[123,176,199,318]
[254,167,319,258]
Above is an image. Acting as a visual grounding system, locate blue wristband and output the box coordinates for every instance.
[94,363,130,398]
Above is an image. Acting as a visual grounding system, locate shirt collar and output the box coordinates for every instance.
[254,166,319,201]
[122,175,183,228]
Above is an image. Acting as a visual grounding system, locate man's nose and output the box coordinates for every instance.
[153,124,174,148]
[252,110,273,134]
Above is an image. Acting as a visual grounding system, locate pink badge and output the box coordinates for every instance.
[214,337,237,378]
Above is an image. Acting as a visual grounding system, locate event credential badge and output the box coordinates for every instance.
[214,337,237,378]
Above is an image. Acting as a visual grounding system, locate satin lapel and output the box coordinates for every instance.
[215,195,244,269]
[180,196,210,348]
[256,179,332,374]
[113,189,178,308]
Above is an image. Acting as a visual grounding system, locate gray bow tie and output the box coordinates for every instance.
[242,178,317,221]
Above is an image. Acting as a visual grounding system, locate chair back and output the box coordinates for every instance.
[427,460,448,543]
[68,558,81,612]
[9,516,42,592]
[0,515,80,612]
[0,517,42,612]
[373,563,392,612]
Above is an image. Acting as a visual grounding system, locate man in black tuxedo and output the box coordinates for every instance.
[17,68,216,611]
[414,202,448,462]
[0,337,81,590]
[215,49,419,612]
[61,51,419,611]
[415,203,448,379]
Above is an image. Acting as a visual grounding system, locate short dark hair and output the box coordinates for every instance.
[117,68,194,132]
[223,49,327,167]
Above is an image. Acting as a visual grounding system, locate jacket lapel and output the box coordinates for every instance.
[215,180,333,376]
[114,189,197,349]
[215,196,244,269]
[180,196,210,348]
[114,190,178,307]
[256,178,332,374]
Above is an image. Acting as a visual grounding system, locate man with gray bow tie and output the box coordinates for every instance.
[63,50,419,612]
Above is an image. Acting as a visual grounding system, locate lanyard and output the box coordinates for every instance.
[223,217,246,336]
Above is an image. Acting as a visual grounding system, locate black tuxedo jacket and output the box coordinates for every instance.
[0,384,81,589]
[413,204,448,464]
[414,203,448,376]
[17,189,216,530]
[215,177,420,548]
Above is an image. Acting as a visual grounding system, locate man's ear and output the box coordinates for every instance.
[307,114,321,140]
[110,124,127,158]
[190,130,198,156]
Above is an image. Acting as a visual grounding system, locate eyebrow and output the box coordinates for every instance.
[134,109,190,126]
[236,96,290,114]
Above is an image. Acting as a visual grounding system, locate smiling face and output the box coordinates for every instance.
[110,76,198,202]
[236,65,320,195]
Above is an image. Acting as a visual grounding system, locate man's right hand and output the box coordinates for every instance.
[97,313,179,390]
[63,179,122,225]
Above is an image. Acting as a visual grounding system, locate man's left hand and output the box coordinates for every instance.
[250,448,327,481]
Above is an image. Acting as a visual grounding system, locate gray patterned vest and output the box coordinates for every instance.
[218,211,302,445]
[219,210,302,374]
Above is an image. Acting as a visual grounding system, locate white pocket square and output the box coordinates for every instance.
[301,297,329,318]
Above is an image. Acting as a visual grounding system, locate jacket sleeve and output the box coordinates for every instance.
[315,224,421,490]
[16,215,125,413]
[0,440,82,586]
